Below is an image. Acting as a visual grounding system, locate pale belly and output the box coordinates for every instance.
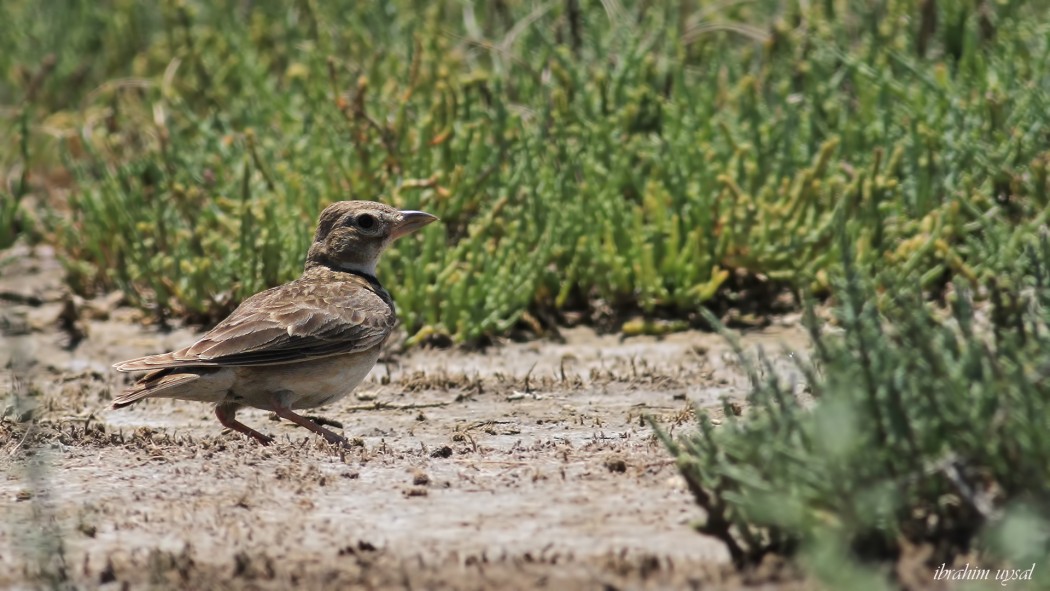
[228,348,382,410]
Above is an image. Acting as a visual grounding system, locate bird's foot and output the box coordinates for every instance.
[252,432,276,446]
[216,403,275,446]
[271,404,349,448]
[304,415,344,429]
[321,431,350,447]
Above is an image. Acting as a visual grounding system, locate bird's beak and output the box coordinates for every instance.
[392,210,439,239]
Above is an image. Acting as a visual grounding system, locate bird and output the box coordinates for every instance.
[111,200,438,446]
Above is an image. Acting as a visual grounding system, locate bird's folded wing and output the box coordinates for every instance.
[114,277,395,370]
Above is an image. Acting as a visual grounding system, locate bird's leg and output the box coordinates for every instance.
[270,399,349,446]
[215,402,274,446]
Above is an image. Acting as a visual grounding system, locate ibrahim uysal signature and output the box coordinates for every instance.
[933,563,1036,586]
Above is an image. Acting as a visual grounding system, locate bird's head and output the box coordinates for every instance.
[305,201,438,275]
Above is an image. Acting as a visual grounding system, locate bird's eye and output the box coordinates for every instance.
[356,214,376,230]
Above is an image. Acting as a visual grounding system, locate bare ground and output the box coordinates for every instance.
[0,245,811,590]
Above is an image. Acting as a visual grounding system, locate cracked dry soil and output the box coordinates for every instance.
[1,246,811,590]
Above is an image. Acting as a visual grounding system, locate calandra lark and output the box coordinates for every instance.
[112,201,437,446]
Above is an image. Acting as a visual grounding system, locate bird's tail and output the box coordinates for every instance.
[111,368,199,409]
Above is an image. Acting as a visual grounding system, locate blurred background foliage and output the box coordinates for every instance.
[3,0,1048,343]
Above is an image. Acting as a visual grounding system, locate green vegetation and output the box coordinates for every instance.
[658,225,1050,587]
[2,0,1045,339]
[4,0,1050,586]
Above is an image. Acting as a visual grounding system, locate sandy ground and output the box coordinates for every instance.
[0,245,811,590]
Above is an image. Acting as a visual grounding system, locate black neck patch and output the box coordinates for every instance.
[342,267,382,290]
[340,267,395,314]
